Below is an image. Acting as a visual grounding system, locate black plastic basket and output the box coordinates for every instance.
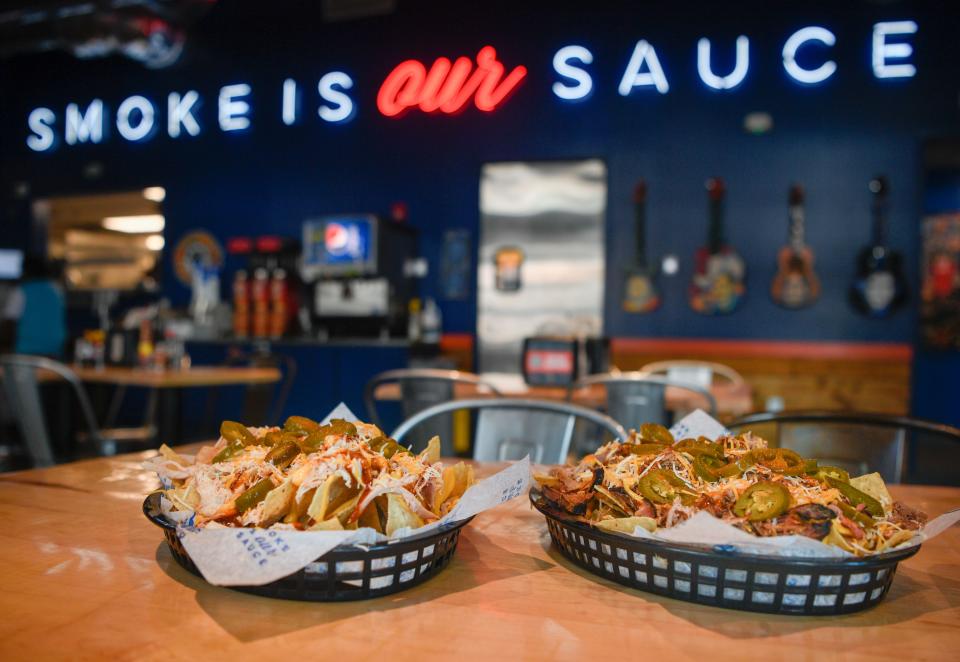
[143,493,472,601]
[530,489,919,615]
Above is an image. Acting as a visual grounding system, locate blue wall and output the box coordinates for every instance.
[1,1,957,413]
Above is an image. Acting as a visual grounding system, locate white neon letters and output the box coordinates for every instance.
[26,108,56,152]
[872,21,918,79]
[282,79,298,126]
[697,36,750,90]
[65,99,104,145]
[218,83,252,131]
[552,45,594,101]
[619,40,670,95]
[116,96,155,141]
[782,27,837,84]
[168,91,201,138]
[318,72,355,123]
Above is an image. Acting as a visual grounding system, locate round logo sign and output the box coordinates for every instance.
[172,230,224,285]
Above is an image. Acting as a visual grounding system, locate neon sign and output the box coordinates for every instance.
[782,27,837,84]
[376,46,527,117]
[24,21,920,153]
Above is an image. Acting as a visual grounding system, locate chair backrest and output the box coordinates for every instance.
[640,360,744,387]
[569,373,717,430]
[391,398,627,464]
[365,369,502,455]
[0,354,102,467]
[728,411,960,483]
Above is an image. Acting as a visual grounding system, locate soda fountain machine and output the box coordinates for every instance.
[300,214,418,338]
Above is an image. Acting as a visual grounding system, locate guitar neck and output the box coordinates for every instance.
[708,196,724,252]
[634,194,648,267]
[872,197,889,248]
[788,204,806,251]
[869,176,890,248]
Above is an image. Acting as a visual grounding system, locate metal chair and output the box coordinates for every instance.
[568,373,717,431]
[640,359,744,386]
[391,397,627,464]
[365,369,502,455]
[729,411,960,484]
[0,354,111,467]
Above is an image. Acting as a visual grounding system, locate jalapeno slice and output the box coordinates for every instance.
[838,501,875,528]
[622,442,668,457]
[693,454,721,481]
[260,430,283,446]
[826,476,884,517]
[638,469,694,505]
[748,448,806,475]
[211,439,245,463]
[815,465,850,483]
[264,439,300,469]
[317,418,357,439]
[220,420,257,446]
[733,481,791,521]
[283,415,321,435]
[367,436,410,458]
[235,478,275,514]
[632,423,670,445]
[675,437,723,458]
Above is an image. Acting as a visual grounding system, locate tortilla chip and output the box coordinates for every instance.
[850,472,893,514]
[358,502,383,532]
[596,516,657,534]
[532,473,560,488]
[308,516,344,531]
[166,484,199,511]
[878,529,916,551]
[385,493,425,536]
[420,436,441,464]
[822,519,858,553]
[449,462,474,499]
[284,486,316,524]
[258,480,295,527]
[594,485,632,516]
[307,474,361,523]
[158,443,187,465]
[331,493,362,525]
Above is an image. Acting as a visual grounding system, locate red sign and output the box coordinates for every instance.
[377,46,527,117]
[524,349,574,375]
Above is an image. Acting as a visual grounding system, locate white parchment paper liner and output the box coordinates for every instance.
[148,403,529,586]
[606,409,960,559]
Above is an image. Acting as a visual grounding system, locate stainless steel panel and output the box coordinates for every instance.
[478,159,607,374]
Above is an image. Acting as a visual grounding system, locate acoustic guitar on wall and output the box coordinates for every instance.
[623,179,661,313]
[849,176,908,317]
[771,184,820,308]
[688,177,745,315]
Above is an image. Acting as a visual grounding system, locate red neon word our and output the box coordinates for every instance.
[377,46,527,117]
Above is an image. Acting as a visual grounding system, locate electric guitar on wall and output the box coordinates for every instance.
[688,177,745,315]
[623,179,661,313]
[849,176,908,317]
[771,184,820,308]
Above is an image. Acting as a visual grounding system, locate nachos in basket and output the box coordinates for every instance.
[534,423,927,556]
[151,416,474,534]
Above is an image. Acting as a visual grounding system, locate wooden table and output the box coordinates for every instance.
[41,365,282,388]
[1,448,957,660]
[375,379,753,418]
[33,365,282,445]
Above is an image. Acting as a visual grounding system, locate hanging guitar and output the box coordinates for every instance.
[849,176,908,317]
[771,184,820,308]
[623,179,661,313]
[688,177,745,315]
